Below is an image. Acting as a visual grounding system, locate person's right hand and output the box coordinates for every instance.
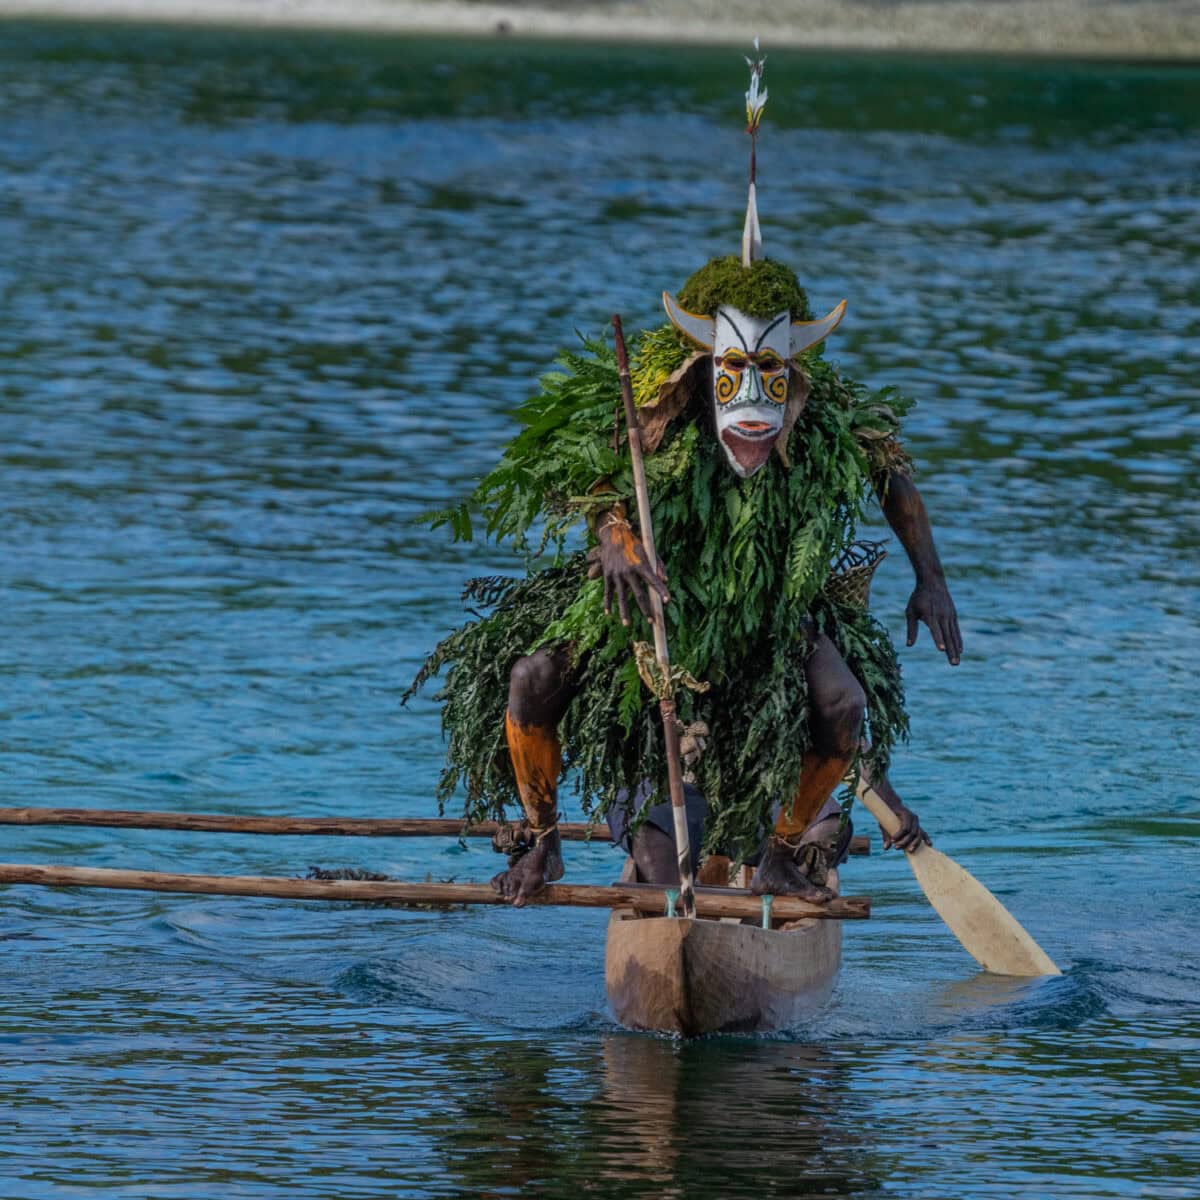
[881,802,931,852]
[595,513,669,625]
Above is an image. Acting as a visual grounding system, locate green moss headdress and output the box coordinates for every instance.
[678,255,812,321]
[654,47,848,477]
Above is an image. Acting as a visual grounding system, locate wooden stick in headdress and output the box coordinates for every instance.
[611,313,697,920]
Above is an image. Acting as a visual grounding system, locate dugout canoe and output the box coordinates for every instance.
[604,859,844,1037]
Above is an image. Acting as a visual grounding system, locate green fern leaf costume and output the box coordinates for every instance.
[410,258,913,857]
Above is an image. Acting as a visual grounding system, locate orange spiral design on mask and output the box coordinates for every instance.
[765,372,788,405]
[715,370,740,405]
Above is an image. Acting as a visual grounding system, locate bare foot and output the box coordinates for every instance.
[750,837,833,903]
[491,828,564,907]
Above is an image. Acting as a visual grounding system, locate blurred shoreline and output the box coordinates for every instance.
[2,0,1199,59]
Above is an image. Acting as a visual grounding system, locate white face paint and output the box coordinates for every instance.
[710,305,791,478]
[662,290,848,479]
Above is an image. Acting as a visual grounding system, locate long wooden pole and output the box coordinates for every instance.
[0,808,612,840]
[0,863,869,921]
[0,807,874,851]
[612,314,697,920]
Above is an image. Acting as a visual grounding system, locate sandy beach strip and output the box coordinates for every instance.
[1,0,1198,58]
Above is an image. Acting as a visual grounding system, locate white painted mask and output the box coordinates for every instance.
[663,292,848,478]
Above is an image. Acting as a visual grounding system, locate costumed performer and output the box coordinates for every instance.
[409,47,961,904]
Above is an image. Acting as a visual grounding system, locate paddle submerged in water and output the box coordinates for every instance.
[857,777,1060,977]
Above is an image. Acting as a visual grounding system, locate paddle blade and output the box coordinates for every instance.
[855,780,1059,977]
[906,843,1060,977]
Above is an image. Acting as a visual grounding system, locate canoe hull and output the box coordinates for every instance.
[604,873,842,1037]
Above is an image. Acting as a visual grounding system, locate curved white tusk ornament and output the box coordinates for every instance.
[790,300,848,358]
[661,292,715,351]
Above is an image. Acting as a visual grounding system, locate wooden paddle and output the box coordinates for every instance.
[855,777,1060,976]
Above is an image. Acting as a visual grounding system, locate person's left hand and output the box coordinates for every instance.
[906,578,962,665]
[882,803,931,852]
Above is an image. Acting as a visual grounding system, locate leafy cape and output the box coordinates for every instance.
[411,321,913,857]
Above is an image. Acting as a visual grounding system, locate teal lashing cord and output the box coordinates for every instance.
[665,888,680,918]
[761,894,774,929]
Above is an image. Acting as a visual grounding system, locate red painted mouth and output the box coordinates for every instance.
[721,428,776,474]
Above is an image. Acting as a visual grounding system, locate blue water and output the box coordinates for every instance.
[1,23,1198,1199]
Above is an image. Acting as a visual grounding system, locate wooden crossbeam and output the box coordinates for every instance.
[0,807,870,854]
[0,808,586,839]
[0,862,870,921]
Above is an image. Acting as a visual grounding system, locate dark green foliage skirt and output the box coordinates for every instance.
[409,553,907,859]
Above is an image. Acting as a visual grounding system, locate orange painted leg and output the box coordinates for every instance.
[505,709,561,830]
[774,750,854,839]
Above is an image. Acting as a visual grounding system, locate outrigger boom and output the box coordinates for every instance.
[0,806,869,853]
[0,862,868,922]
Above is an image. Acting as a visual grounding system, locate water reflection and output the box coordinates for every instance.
[929,970,1049,1020]
[417,1033,878,1199]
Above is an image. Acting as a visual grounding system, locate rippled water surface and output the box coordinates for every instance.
[1,22,1198,1199]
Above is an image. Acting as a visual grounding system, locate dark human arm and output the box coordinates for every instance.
[877,469,962,665]
[861,764,931,851]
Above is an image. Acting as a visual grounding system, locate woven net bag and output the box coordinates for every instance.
[823,540,888,609]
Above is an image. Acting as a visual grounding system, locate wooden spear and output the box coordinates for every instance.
[611,313,697,919]
[0,863,869,921]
